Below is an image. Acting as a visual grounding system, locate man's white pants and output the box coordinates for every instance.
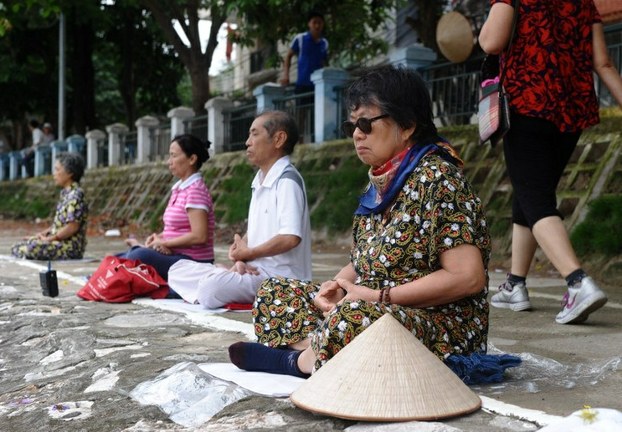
[168,260,269,309]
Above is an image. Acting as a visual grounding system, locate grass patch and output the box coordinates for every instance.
[305,156,368,233]
[571,195,622,256]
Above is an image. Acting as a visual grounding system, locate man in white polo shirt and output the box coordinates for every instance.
[168,110,311,309]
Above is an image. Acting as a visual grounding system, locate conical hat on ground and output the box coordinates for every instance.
[290,313,481,421]
[436,11,475,63]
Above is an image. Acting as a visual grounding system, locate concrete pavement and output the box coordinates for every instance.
[0,228,620,431]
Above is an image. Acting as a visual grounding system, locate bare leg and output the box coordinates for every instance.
[531,216,581,278]
[297,346,316,374]
[510,223,538,277]
[289,339,310,351]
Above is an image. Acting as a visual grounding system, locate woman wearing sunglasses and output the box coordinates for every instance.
[229,65,494,380]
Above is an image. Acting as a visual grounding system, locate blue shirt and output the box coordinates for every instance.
[290,31,328,87]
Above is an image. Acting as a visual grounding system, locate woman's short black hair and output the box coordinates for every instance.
[172,134,211,170]
[344,64,439,144]
[258,110,299,155]
[57,152,85,182]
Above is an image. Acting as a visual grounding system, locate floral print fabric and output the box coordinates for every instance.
[11,182,89,260]
[493,0,601,132]
[254,152,491,371]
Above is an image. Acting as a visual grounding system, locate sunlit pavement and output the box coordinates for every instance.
[0,231,620,431]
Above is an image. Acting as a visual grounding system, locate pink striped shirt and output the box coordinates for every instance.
[162,173,214,261]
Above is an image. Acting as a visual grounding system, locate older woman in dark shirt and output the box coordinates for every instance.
[229,65,493,378]
[11,152,89,260]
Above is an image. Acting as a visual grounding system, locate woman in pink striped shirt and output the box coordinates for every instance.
[118,134,215,283]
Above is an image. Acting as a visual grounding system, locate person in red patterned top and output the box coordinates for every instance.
[480,0,622,324]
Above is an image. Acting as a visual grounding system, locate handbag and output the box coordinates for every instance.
[478,60,511,147]
[77,256,169,303]
[478,0,520,147]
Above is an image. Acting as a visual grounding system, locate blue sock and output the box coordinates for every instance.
[508,273,526,286]
[228,342,309,378]
[565,268,587,287]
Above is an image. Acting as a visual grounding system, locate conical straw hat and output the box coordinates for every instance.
[290,314,481,421]
[436,11,475,63]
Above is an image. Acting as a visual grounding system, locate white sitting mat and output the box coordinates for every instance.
[199,362,306,398]
[132,298,255,340]
[133,298,228,314]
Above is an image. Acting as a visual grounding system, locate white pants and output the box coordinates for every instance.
[168,260,269,309]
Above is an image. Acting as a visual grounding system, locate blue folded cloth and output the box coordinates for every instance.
[445,353,522,385]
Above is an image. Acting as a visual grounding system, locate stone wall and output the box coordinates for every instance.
[1,119,621,259]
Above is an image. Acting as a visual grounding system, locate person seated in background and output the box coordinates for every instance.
[22,120,44,177]
[228,65,492,378]
[117,134,214,280]
[11,152,89,260]
[42,123,55,145]
[168,110,312,309]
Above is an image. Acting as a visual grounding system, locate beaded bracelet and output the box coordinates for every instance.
[379,288,386,303]
[384,286,392,304]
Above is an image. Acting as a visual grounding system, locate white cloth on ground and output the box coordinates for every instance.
[168,260,268,308]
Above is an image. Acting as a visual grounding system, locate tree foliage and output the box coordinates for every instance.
[0,0,183,148]
[1,0,446,148]
[236,0,403,68]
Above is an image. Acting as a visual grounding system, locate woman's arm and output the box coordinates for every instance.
[229,233,301,262]
[314,263,358,312]
[155,208,210,250]
[479,2,515,55]
[338,244,486,307]
[593,23,622,106]
[46,221,80,242]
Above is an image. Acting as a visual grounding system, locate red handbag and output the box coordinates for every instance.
[77,256,169,303]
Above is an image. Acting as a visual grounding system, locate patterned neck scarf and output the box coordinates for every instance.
[355,139,463,216]
[368,146,411,203]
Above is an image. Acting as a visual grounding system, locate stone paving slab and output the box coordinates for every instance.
[0,232,620,431]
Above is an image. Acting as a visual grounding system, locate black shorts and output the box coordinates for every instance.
[503,113,581,228]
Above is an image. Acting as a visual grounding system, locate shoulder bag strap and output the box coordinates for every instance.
[498,0,520,86]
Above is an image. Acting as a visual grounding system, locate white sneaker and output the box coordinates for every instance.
[556,276,608,324]
[491,280,532,311]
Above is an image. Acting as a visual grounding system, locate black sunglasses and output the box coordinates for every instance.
[341,114,389,138]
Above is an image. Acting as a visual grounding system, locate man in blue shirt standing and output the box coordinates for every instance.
[280,11,329,95]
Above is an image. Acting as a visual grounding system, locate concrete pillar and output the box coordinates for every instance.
[51,140,67,167]
[0,154,8,181]
[9,151,21,180]
[167,106,194,139]
[86,129,106,169]
[389,44,437,70]
[106,123,129,166]
[66,134,86,155]
[253,83,285,113]
[135,116,160,163]
[21,154,28,178]
[34,146,49,177]
[311,67,350,143]
[206,97,233,154]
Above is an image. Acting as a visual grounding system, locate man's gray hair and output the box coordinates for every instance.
[257,110,300,155]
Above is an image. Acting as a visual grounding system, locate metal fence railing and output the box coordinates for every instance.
[421,25,622,126]
[223,102,257,152]
[148,124,171,162]
[183,114,209,144]
[597,23,622,107]
[96,138,109,167]
[273,90,315,143]
[421,55,484,127]
[121,131,137,165]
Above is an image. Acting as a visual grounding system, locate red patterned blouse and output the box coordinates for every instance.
[492,0,602,132]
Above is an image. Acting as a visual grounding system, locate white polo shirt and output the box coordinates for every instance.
[247,156,312,280]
